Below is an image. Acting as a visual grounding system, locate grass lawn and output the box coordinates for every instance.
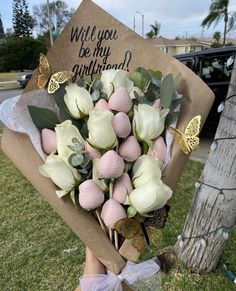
[0,72,22,90]
[0,72,19,82]
[0,144,235,291]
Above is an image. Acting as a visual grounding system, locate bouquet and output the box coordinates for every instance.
[27,53,188,253]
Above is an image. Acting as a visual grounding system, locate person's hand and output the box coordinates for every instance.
[75,247,105,291]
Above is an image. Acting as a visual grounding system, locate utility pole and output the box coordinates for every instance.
[46,0,53,47]
[133,16,136,32]
[136,11,144,37]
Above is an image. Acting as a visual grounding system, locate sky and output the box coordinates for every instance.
[1,0,236,39]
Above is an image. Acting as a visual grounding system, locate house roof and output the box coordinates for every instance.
[146,36,236,47]
[146,36,204,47]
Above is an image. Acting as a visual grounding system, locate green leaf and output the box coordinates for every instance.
[130,71,149,91]
[136,67,151,81]
[77,78,86,87]
[128,206,137,218]
[169,95,184,112]
[70,189,77,208]
[52,83,66,106]
[78,168,88,174]
[145,83,160,102]
[92,79,102,90]
[149,69,162,81]
[91,89,100,101]
[165,111,180,126]
[28,106,59,131]
[68,153,84,167]
[160,74,175,109]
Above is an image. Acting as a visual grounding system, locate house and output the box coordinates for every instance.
[146,36,210,55]
[147,36,236,56]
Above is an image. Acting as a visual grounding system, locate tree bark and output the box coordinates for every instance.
[174,59,236,273]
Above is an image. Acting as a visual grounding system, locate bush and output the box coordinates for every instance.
[0,36,47,72]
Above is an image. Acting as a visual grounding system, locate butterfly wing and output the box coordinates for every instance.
[185,115,201,137]
[185,115,201,151]
[132,233,146,252]
[114,218,140,239]
[168,126,190,154]
[37,53,51,88]
[48,71,73,94]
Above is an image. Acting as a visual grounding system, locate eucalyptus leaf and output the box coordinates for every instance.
[28,106,59,131]
[91,89,100,101]
[78,168,88,174]
[92,79,102,90]
[100,92,108,99]
[165,111,180,126]
[169,96,184,112]
[68,153,84,167]
[160,74,175,109]
[81,157,92,169]
[77,78,86,87]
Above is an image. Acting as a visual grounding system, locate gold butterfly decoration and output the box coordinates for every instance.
[37,53,73,94]
[114,217,148,252]
[168,115,201,154]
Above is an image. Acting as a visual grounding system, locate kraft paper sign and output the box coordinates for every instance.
[1,0,214,273]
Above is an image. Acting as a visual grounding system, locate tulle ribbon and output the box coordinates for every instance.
[80,259,161,291]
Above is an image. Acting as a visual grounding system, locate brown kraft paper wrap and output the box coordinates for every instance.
[1,0,214,274]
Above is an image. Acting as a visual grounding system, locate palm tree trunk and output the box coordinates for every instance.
[174,58,236,273]
[223,12,228,46]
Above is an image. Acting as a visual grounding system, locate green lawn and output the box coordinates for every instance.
[0,72,20,82]
[0,72,22,90]
[0,146,235,291]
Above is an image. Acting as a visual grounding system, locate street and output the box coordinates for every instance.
[0,88,23,104]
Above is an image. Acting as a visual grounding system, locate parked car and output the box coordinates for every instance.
[17,72,33,88]
[174,46,236,136]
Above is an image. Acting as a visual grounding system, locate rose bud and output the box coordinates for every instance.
[95,99,110,111]
[112,112,131,138]
[41,128,57,155]
[113,173,133,204]
[101,198,127,229]
[108,87,133,113]
[148,136,167,162]
[119,136,141,162]
[98,150,124,178]
[79,179,104,210]
[84,140,101,159]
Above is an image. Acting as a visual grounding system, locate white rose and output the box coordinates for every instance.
[39,154,81,198]
[64,83,94,119]
[133,104,169,141]
[128,179,172,214]
[101,69,134,98]
[55,120,84,164]
[132,155,162,188]
[88,108,117,150]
